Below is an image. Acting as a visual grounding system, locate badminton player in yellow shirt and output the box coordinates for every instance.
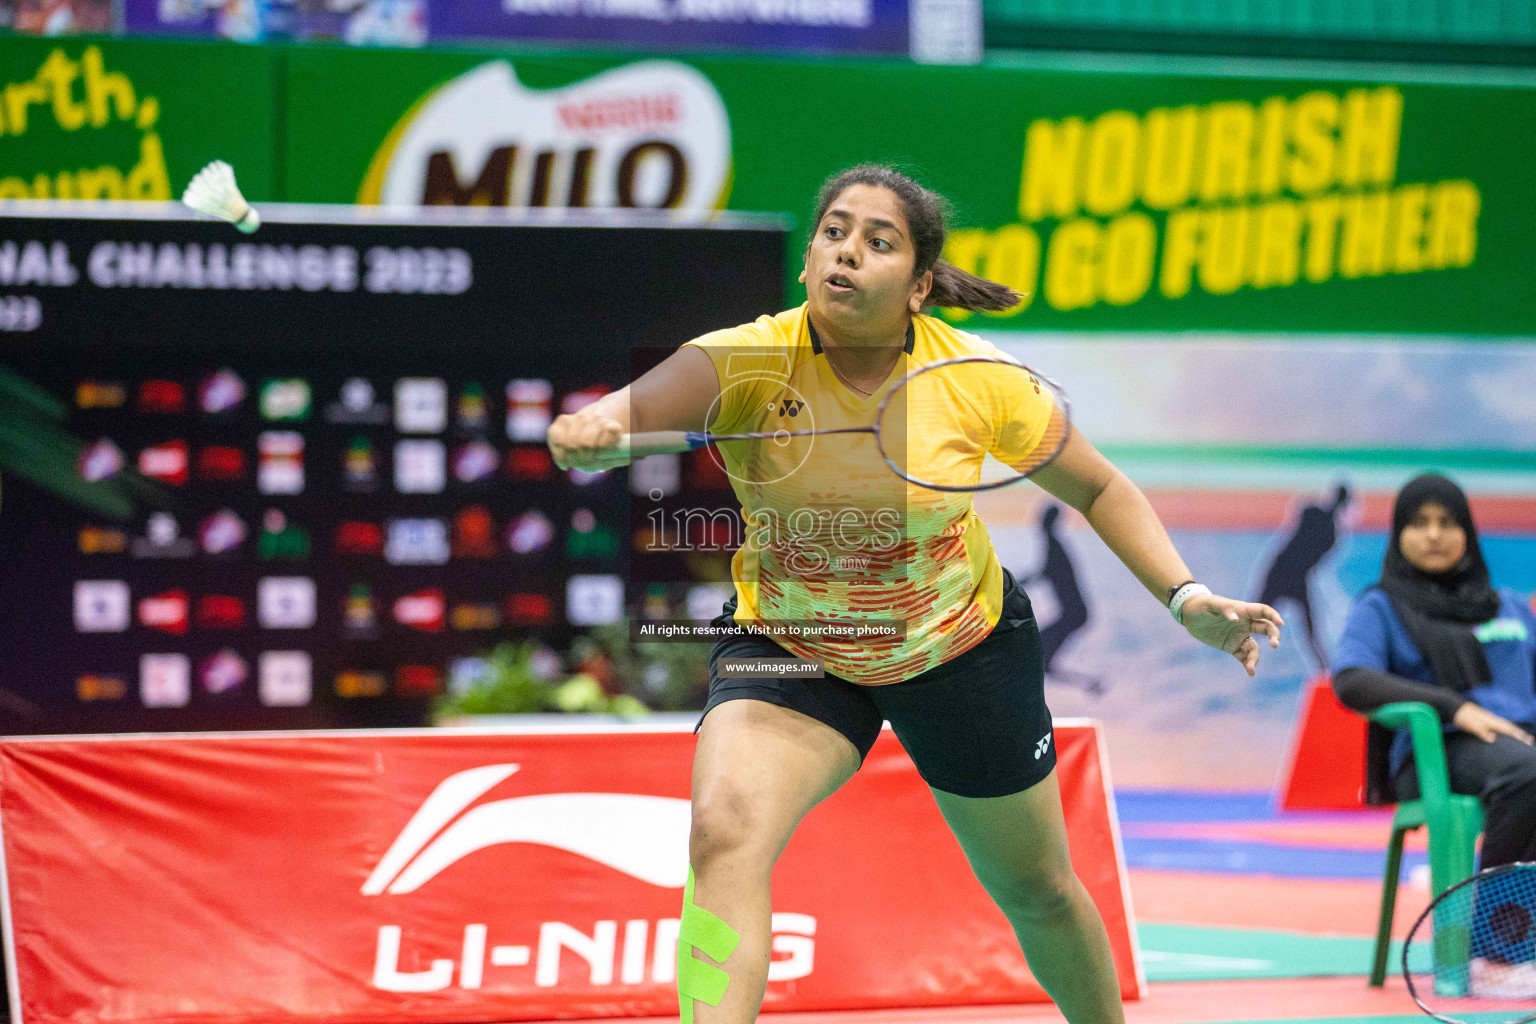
[548,165,1284,1024]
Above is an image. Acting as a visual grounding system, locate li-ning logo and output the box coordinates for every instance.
[362,763,691,894]
[1034,733,1053,760]
[778,398,805,418]
[362,763,817,992]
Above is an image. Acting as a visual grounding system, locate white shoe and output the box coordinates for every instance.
[1469,955,1535,999]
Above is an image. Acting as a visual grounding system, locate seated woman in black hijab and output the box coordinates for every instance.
[1333,473,1536,871]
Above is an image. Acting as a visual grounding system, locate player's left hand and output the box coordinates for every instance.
[1179,595,1284,677]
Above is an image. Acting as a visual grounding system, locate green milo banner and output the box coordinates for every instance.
[0,37,277,204]
[281,44,1536,333]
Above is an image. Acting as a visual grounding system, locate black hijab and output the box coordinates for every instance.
[1377,473,1502,693]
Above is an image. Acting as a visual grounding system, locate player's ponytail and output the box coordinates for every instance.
[927,258,1021,312]
[811,165,1022,314]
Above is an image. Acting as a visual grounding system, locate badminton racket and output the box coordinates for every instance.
[575,355,1070,493]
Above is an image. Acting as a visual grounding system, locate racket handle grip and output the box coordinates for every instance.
[578,431,709,468]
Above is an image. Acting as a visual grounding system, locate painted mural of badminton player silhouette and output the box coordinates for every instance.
[1255,484,1353,672]
[1022,504,1103,696]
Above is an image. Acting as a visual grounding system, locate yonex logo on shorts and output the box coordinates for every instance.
[1034,733,1052,760]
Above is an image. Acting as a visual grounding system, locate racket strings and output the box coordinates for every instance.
[877,359,1069,492]
[1406,862,1536,1023]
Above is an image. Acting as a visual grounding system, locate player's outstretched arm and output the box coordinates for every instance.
[1031,422,1284,676]
[547,345,721,470]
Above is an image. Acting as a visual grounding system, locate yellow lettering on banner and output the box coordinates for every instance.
[1287,91,1339,194]
[1390,183,1428,273]
[126,133,170,200]
[76,165,124,200]
[1159,208,1201,299]
[37,50,86,131]
[939,228,988,321]
[1199,206,1250,295]
[1020,117,1083,220]
[1199,102,1255,203]
[1301,196,1342,283]
[0,47,155,200]
[1101,213,1155,305]
[972,84,1468,318]
[1084,110,1139,216]
[1253,96,1288,197]
[83,45,134,128]
[1426,180,1479,268]
[4,79,46,135]
[979,224,1039,317]
[1252,199,1302,288]
[1341,86,1402,188]
[1339,192,1390,278]
[1143,106,1198,210]
[1043,218,1099,310]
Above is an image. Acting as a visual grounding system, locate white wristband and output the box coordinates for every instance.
[1168,583,1212,625]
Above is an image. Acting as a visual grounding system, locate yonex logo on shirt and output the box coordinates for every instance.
[779,398,805,418]
[1475,617,1530,644]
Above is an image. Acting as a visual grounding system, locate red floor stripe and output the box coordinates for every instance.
[534,975,1425,1023]
[1129,869,1429,939]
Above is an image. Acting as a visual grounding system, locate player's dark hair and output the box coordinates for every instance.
[811,165,1020,313]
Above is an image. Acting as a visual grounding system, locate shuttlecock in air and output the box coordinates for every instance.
[181,160,260,233]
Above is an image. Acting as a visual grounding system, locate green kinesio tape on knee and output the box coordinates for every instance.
[680,866,740,961]
[677,865,740,1024]
[677,957,729,1008]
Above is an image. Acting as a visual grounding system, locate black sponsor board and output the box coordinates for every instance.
[0,205,784,733]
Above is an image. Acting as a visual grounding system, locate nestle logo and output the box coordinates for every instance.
[557,94,679,131]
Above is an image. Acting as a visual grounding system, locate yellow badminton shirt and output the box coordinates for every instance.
[683,304,1056,686]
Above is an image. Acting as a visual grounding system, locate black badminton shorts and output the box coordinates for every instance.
[695,567,1056,799]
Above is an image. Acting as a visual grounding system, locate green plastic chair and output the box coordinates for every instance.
[1368,701,1485,987]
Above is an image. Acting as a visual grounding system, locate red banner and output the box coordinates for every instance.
[0,721,1140,1024]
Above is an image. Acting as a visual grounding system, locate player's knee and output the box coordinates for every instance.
[689,788,767,872]
[981,865,1080,923]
